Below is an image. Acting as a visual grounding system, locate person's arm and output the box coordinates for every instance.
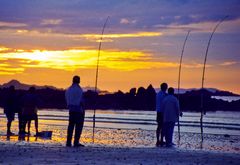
[80,98,85,110]
[155,93,158,111]
[161,98,165,114]
[65,90,69,108]
[80,89,85,111]
[176,99,182,117]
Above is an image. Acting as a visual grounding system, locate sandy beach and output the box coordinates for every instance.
[0,110,240,164]
[0,139,240,165]
[0,125,240,164]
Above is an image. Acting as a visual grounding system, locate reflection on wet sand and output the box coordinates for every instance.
[0,117,239,153]
[5,133,51,143]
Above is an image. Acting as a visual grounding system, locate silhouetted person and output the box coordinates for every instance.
[22,87,40,135]
[4,86,17,135]
[155,83,168,147]
[15,93,24,135]
[17,105,25,135]
[65,75,85,147]
[162,87,180,147]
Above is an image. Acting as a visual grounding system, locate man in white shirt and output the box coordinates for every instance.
[155,83,168,147]
[162,87,180,147]
[65,75,85,147]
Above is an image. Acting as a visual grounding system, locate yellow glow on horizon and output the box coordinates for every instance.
[83,32,163,40]
[11,50,50,61]
[17,30,29,33]
[0,47,239,94]
[0,46,9,52]
[0,64,24,74]
[0,47,179,75]
[1,29,163,43]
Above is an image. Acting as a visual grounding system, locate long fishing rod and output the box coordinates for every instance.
[177,30,190,143]
[200,15,228,142]
[93,16,110,143]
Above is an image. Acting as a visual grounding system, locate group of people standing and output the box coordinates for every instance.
[65,76,182,148]
[3,75,181,148]
[155,83,181,147]
[3,76,85,147]
[3,86,40,136]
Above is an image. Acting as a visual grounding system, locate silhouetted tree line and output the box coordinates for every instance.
[0,86,239,112]
[178,89,240,112]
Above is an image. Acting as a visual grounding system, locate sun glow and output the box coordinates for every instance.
[0,47,180,75]
[15,50,50,61]
[0,46,10,52]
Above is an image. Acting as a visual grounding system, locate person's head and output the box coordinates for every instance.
[29,86,36,93]
[168,87,174,95]
[72,75,80,84]
[160,83,168,92]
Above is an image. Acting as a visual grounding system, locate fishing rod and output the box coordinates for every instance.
[92,16,110,143]
[200,15,228,142]
[177,30,190,143]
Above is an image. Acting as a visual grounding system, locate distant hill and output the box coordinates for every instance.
[182,88,239,96]
[155,87,219,93]
[0,80,101,92]
[0,80,59,90]
[155,87,239,96]
[1,79,239,96]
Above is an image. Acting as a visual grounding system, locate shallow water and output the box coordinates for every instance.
[0,108,239,153]
[211,96,240,102]
[1,109,239,135]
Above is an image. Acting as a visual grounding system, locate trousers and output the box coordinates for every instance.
[66,111,85,145]
[163,121,175,145]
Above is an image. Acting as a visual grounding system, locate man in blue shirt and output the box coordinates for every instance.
[65,75,85,147]
[155,83,168,147]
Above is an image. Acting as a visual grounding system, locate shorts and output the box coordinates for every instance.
[23,114,38,121]
[156,112,163,126]
[5,112,15,121]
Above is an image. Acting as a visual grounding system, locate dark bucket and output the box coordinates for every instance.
[37,131,52,138]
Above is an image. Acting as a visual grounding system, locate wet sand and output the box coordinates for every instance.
[0,118,240,164]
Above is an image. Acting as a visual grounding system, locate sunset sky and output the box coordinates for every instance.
[0,0,240,93]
